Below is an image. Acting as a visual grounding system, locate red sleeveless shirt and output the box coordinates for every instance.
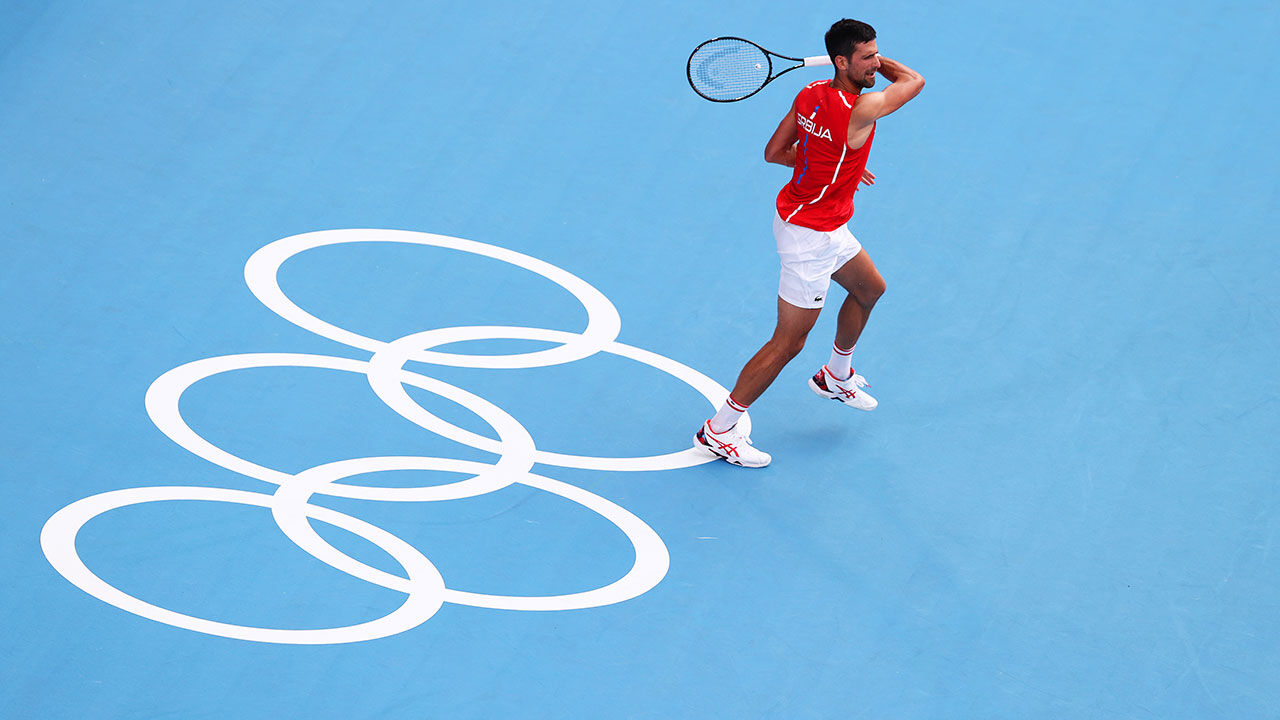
[775,80,875,231]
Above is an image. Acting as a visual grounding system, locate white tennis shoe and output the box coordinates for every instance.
[694,420,771,468]
[809,365,877,410]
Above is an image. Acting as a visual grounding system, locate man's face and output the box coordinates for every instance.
[844,40,880,89]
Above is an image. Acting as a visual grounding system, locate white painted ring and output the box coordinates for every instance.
[270,457,669,610]
[244,229,622,369]
[144,352,537,501]
[368,327,744,471]
[40,486,445,645]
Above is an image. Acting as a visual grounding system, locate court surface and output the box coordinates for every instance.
[4,1,1279,718]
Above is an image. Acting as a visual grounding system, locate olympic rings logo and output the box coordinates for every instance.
[40,229,747,645]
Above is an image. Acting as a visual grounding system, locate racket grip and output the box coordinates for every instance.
[803,55,833,67]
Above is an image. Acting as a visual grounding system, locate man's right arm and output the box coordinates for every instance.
[764,100,799,167]
[852,56,925,124]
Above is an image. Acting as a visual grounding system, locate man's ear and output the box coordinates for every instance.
[833,55,849,71]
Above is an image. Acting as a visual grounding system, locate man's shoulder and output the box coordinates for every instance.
[794,80,827,97]
[791,80,832,108]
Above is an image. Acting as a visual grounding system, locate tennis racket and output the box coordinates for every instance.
[686,37,833,103]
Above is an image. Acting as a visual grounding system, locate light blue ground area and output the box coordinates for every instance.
[3,1,1278,718]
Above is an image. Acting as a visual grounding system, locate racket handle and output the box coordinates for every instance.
[803,55,833,67]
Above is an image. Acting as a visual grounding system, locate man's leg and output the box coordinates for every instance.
[727,297,822,408]
[830,249,886,353]
[807,250,885,411]
[696,297,820,468]
[705,297,820,434]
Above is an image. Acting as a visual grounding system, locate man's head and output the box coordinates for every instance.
[825,19,879,89]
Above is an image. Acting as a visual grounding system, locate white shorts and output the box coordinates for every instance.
[773,212,863,309]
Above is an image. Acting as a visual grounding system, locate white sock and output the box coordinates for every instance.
[708,395,748,433]
[828,342,854,381]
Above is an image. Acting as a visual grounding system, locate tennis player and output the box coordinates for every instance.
[695,19,925,467]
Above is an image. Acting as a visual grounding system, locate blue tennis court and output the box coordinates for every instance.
[4,1,1278,717]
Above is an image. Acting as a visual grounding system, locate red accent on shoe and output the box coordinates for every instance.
[708,434,738,457]
[817,366,859,400]
[812,370,830,391]
[700,425,740,458]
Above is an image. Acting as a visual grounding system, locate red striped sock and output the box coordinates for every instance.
[709,395,748,433]
[828,342,853,381]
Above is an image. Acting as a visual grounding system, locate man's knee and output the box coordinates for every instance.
[855,275,886,308]
[768,333,808,361]
[867,275,886,303]
[783,335,808,359]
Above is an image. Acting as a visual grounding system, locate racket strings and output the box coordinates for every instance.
[687,39,771,101]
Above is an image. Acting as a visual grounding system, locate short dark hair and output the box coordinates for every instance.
[825,19,876,62]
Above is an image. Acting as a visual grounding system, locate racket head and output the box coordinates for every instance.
[686,37,775,103]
